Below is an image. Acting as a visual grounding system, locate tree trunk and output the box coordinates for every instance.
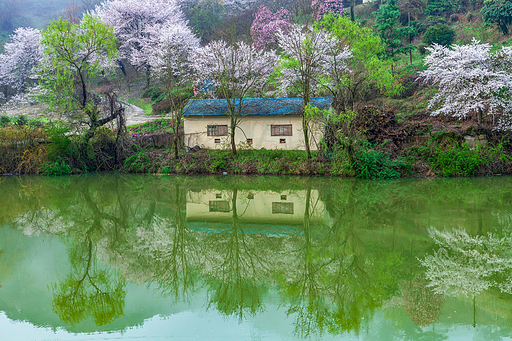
[174,114,181,159]
[302,113,311,160]
[478,108,483,126]
[350,1,355,21]
[230,117,237,156]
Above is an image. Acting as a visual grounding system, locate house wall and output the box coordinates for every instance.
[183,115,323,151]
[186,189,327,225]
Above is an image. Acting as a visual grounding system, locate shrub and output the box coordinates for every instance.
[40,160,72,176]
[423,23,455,46]
[353,144,405,179]
[0,116,10,127]
[142,86,166,102]
[124,149,152,173]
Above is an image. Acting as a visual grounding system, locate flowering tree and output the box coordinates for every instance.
[96,0,186,78]
[277,24,351,159]
[420,227,512,297]
[0,27,43,100]
[147,23,200,159]
[250,5,291,51]
[38,15,121,140]
[420,39,512,128]
[311,0,345,20]
[193,40,277,155]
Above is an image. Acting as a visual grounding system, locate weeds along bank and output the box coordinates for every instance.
[2,110,512,180]
[0,115,130,176]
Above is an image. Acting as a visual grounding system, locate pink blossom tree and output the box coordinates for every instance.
[420,39,512,129]
[277,24,351,158]
[0,27,43,99]
[193,41,278,155]
[250,5,292,51]
[311,0,345,20]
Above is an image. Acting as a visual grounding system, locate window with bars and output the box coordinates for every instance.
[207,125,228,136]
[209,200,231,212]
[272,202,294,214]
[271,124,292,136]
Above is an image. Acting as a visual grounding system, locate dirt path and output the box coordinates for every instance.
[1,102,168,127]
[124,103,168,126]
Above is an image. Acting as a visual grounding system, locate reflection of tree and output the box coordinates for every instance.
[50,184,127,326]
[421,227,512,327]
[421,228,512,297]
[282,185,404,338]
[402,274,444,327]
[52,236,125,326]
[204,188,277,321]
[134,184,200,301]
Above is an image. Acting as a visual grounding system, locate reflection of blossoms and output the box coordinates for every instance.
[311,0,345,19]
[14,209,68,236]
[420,227,512,297]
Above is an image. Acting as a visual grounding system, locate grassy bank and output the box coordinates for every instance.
[3,112,512,179]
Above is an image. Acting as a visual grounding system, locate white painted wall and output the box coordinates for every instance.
[184,115,323,151]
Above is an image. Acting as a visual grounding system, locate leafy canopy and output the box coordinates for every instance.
[39,15,118,112]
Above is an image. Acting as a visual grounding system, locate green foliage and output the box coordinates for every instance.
[185,0,225,43]
[353,143,406,179]
[124,149,154,173]
[373,0,408,61]
[142,86,166,102]
[46,123,72,160]
[481,0,512,35]
[425,0,458,16]
[405,140,510,177]
[423,23,455,46]
[40,160,72,176]
[12,115,28,128]
[0,116,10,127]
[38,15,118,112]
[318,14,397,111]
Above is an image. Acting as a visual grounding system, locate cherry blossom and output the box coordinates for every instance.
[250,5,292,51]
[311,0,345,20]
[95,0,186,68]
[193,40,278,155]
[420,39,512,129]
[0,27,43,96]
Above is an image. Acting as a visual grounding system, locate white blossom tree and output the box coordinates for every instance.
[95,0,187,82]
[193,40,277,155]
[420,227,512,297]
[147,22,200,159]
[0,27,43,100]
[277,24,351,159]
[420,39,512,129]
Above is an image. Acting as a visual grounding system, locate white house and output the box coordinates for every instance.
[182,97,333,151]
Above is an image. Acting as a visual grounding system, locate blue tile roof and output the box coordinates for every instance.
[183,97,333,116]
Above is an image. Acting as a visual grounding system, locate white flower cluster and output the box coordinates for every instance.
[420,227,512,297]
[0,27,43,98]
[96,0,186,69]
[420,39,512,129]
[193,40,278,99]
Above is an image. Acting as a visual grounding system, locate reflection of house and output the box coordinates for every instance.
[182,97,333,150]
[186,189,327,227]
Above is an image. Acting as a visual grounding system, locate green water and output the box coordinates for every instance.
[1,174,512,340]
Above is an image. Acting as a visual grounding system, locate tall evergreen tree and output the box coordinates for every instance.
[373,0,408,65]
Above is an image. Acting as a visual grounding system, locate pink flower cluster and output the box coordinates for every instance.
[250,5,292,51]
[311,0,345,20]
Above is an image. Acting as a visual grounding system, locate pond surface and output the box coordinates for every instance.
[1,174,512,340]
